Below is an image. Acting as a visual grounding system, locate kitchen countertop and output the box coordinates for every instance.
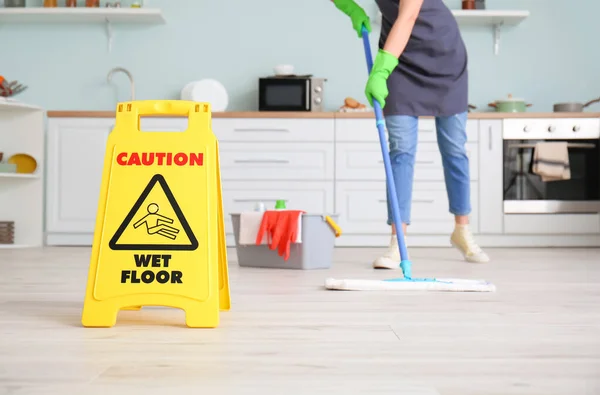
[46,110,600,119]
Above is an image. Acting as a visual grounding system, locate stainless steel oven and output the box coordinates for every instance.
[502,118,600,214]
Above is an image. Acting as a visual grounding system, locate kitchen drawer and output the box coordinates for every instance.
[335,118,479,143]
[335,142,478,181]
[213,118,334,142]
[335,181,479,235]
[503,118,600,140]
[504,214,600,234]
[138,117,335,142]
[221,181,334,235]
[219,142,334,181]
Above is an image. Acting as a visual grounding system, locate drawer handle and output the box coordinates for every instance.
[379,199,435,203]
[234,128,289,133]
[413,199,435,203]
[233,198,287,203]
[379,159,435,164]
[233,159,290,164]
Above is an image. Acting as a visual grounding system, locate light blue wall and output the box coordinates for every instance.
[1,0,599,113]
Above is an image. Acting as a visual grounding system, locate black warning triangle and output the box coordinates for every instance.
[109,174,199,251]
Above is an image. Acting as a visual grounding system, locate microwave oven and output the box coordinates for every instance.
[258,76,326,112]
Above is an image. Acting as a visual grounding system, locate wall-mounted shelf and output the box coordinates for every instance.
[452,10,530,55]
[370,8,529,56]
[0,7,165,52]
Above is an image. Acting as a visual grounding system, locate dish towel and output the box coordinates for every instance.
[238,211,302,246]
[531,142,571,181]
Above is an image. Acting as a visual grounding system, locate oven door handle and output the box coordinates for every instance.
[508,143,596,149]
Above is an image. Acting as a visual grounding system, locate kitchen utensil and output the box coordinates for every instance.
[7,153,37,174]
[553,97,600,113]
[180,79,229,112]
[0,76,27,97]
[488,94,532,112]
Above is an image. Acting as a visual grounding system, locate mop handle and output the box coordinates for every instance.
[360,25,411,273]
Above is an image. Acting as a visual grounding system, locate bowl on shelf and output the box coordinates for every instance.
[7,153,37,174]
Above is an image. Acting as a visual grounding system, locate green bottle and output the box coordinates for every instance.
[275,199,287,210]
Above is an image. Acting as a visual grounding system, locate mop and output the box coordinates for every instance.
[324,26,496,292]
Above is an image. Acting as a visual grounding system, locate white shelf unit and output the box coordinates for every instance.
[0,7,165,52]
[452,10,530,55]
[0,100,45,249]
[370,8,529,55]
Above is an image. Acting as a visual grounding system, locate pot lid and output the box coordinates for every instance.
[496,93,525,102]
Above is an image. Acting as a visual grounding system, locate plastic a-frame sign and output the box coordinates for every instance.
[82,100,230,328]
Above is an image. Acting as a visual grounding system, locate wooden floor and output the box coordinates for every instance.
[1,246,600,395]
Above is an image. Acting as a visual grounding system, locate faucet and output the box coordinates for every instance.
[107,67,135,101]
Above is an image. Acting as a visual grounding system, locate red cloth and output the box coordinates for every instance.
[256,210,304,261]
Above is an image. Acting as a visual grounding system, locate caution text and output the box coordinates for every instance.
[116,152,203,167]
[120,254,183,284]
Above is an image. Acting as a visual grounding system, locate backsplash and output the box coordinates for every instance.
[1,0,598,113]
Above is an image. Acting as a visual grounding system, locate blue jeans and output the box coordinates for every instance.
[384,112,471,226]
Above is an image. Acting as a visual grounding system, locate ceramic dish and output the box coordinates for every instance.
[7,153,37,174]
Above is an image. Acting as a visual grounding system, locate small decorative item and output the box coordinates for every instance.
[65,0,76,6]
[86,0,99,6]
[475,0,486,9]
[462,0,475,10]
[0,221,14,245]
[131,1,141,7]
[44,0,58,6]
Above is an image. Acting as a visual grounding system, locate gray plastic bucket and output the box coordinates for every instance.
[230,213,339,270]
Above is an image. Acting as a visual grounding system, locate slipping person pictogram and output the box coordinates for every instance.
[133,203,180,240]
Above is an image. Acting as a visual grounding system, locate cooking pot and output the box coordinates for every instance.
[553,97,600,112]
[488,94,532,112]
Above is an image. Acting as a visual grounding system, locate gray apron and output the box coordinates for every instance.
[375,0,468,117]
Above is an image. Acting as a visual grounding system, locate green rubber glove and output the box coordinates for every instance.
[365,49,398,108]
[333,0,371,38]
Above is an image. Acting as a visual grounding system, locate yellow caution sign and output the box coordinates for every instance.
[82,100,230,328]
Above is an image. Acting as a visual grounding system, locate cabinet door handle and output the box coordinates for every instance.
[413,199,435,203]
[233,198,286,203]
[234,128,289,133]
[233,159,290,164]
[488,126,493,151]
[379,159,435,164]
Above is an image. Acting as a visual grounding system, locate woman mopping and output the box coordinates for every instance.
[332,0,490,267]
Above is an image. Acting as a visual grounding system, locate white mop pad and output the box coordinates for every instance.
[324,277,496,292]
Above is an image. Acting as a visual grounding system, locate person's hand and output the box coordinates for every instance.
[333,0,372,38]
[364,49,398,108]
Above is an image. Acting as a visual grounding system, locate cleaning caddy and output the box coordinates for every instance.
[230,206,341,270]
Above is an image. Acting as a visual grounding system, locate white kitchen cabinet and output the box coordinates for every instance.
[335,180,479,236]
[43,113,600,248]
[478,120,504,234]
[218,142,334,181]
[46,118,112,244]
[45,116,336,247]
